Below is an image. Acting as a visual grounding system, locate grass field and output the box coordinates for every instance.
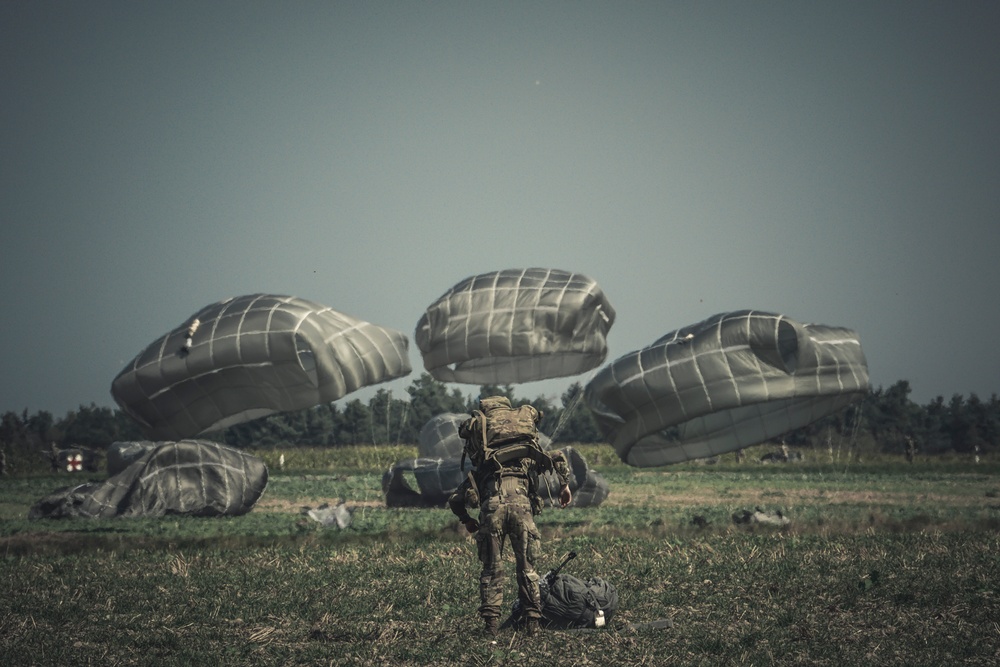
[2,445,999,666]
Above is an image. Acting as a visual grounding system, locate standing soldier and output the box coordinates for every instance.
[448,396,572,637]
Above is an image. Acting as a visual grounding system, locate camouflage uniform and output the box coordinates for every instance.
[449,450,570,623]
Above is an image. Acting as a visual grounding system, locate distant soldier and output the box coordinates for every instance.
[0,449,7,476]
[905,437,917,464]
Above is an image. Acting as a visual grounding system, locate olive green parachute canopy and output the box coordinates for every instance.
[584,310,870,467]
[111,294,411,440]
[382,456,473,508]
[29,441,268,519]
[417,413,469,459]
[415,268,615,384]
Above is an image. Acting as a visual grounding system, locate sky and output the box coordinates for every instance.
[2,1,999,418]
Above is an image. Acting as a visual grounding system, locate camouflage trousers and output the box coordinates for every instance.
[475,481,542,620]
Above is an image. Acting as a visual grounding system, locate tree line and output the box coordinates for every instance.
[1,375,997,464]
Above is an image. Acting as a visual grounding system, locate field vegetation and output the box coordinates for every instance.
[2,444,999,666]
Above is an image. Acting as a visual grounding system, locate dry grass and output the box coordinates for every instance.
[2,458,999,665]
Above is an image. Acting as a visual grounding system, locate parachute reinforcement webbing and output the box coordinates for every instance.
[585,310,869,467]
[416,268,615,384]
[417,413,471,459]
[112,294,411,440]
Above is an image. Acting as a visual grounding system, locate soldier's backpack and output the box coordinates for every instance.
[539,573,619,629]
[509,572,619,630]
[460,396,550,472]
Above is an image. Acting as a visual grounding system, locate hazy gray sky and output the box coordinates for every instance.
[3,1,999,417]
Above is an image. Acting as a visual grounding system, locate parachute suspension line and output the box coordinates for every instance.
[547,367,600,444]
[394,401,409,446]
[548,390,583,443]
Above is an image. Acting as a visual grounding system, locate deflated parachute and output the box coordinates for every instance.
[111,294,411,440]
[585,310,869,467]
[382,456,472,508]
[29,440,268,519]
[415,268,615,384]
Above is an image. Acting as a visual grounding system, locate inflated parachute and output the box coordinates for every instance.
[111,294,411,440]
[416,268,615,384]
[585,310,869,467]
[29,441,268,519]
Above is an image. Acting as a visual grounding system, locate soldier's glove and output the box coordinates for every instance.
[463,518,480,533]
[559,485,572,508]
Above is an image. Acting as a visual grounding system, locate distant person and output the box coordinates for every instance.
[448,396,572,637]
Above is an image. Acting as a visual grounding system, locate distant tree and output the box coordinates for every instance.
[981,394,1000,454]
[27,410,57,446]
[948,393,996,454]
[12,374,997,454]
[405,373,468,438]
[863,381,921,454]
[57,404,142,449]
[305,403,338,445]
[917,395,952,453]
[945,393,978,453]
[0,410,30,452]
[336,399,371,446]
[367,389,411,445]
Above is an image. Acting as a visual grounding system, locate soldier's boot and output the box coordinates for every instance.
[483,617,499,637]
[523,617,540,636]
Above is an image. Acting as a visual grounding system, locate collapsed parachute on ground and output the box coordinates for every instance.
[415,268,615,384]
[28,441,268,519]
[106,440,160,475]
[382,446,609,509]
[585,310,870,467]
[417,412,553,460]
[382,456,472,508]
[111,294,411,440]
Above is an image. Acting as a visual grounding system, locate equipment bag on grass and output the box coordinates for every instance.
[538,573,619,629]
